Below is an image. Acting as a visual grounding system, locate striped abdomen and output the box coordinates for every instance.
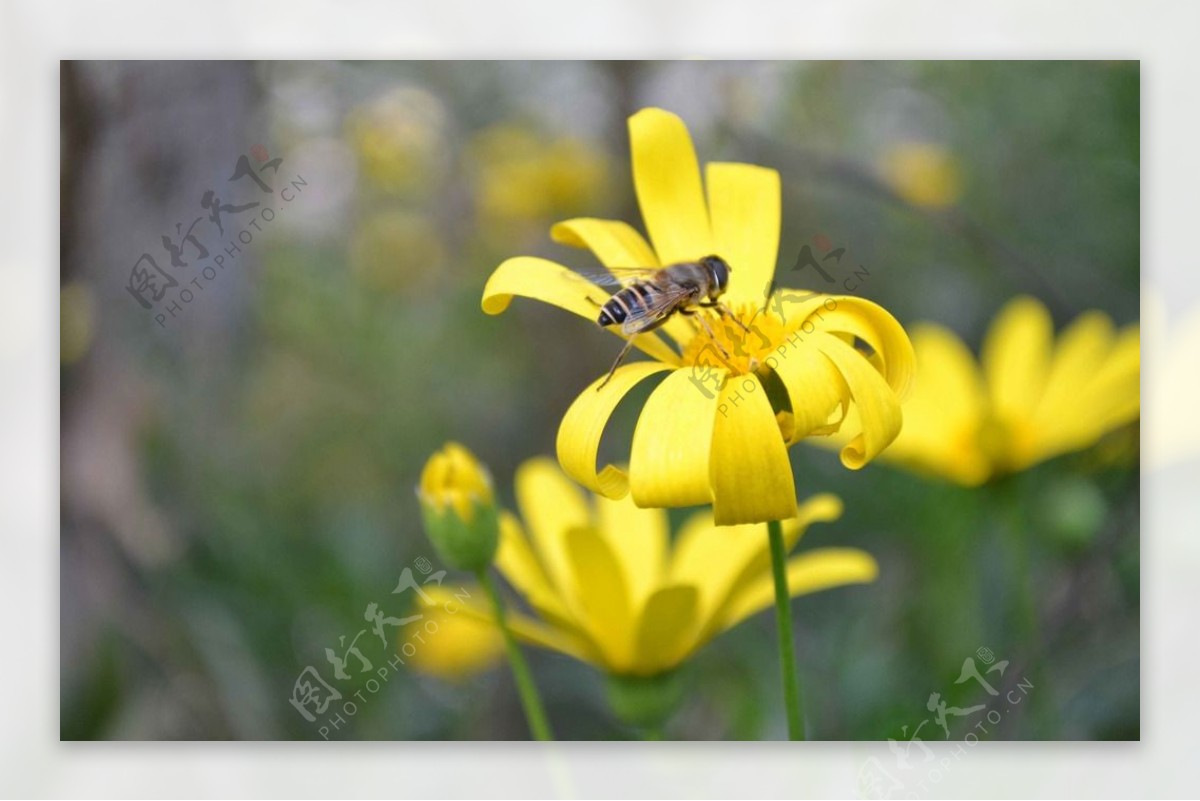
[597,281,657,328]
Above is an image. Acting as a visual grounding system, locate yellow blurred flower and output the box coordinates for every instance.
[482,108,915,525]
[873,296,1140,485]
[404,585,505,681]
[346,87,448,196]
[880,141,963,209]
[451,458,877,677]
[469,124,611,226]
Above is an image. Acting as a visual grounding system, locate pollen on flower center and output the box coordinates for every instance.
[679,303,793,376]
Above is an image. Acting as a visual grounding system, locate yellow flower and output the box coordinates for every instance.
[482,108,914,525]
[879,141,963,209]
[417,443,500,571]
[453,458,877,677]
[405,586,505,681]
[872,296,1140,485]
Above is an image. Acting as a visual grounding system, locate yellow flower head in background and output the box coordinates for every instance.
[880,141,963,209]
[405,586,506,681]
[435,458,877,678]
[482,108,915,525]
[876,296,1140,485]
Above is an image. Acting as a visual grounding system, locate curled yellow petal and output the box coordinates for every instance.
[557,362,673,498]
[482,255,680,364]
[768,343,845,444]
[814,296,916,401]
[629,108,713,265]
[630,368,722,509]
[814,332,903,469]
[710,373,798,525]
[706,161,781,307]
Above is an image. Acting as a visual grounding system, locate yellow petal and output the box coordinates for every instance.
[594,494,668,610]
[563,526,634,671]
[551,217,693,347]
[982,296,1053,422]
[454,591,601,664]
[813,296,916,401]
[719,547,879,631]
[494,510,575,627]
[630,367,722,509]
[514,457,591,602]
[482,256,680,365]
[629,108,713,265]
[667,510,765,637]
[630,584,700,675]
[706,162,781,307]
[710,373,797,525]
[557,362,673,498]
[882,323,991,485]
[670,494,843,640]
[768,342,845,444]
[551,217,660,268]
[814,332,903,469]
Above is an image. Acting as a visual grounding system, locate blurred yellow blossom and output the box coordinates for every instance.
[880,141,963,209]
[482,108,914,525]
[870,296,1140,485]
[346,87,449,196]
[468,124,612,227]
[448,458,877,677]
[404,585,505,681]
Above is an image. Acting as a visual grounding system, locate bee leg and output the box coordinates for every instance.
[597,336,637,391]
[682,308,731,360]
[713,302,751,334]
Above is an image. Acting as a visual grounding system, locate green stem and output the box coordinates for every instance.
[768,518,805,740]
[478,568,554,741]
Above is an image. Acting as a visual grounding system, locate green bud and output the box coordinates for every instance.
[417,443,500,572]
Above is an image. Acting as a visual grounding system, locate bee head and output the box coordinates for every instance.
[700,255,731,299]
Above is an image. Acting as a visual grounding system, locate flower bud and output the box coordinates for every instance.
[417,443,500,572]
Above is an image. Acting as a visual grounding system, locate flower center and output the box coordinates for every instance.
[679,303,793,376]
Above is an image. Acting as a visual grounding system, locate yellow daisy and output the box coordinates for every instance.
[482,108,914,525]
[404,586,505,682]
[449,458,877,678]
[873,295,1140,485]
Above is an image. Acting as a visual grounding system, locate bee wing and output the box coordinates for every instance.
[620,284,697,335]
[567,266,662,288]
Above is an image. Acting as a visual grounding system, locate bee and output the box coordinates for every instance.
[580,254,749,390]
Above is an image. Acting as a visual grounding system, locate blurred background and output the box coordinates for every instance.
[59,60,1139,741]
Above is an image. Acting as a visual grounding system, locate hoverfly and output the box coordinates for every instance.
[578,254,749,389]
